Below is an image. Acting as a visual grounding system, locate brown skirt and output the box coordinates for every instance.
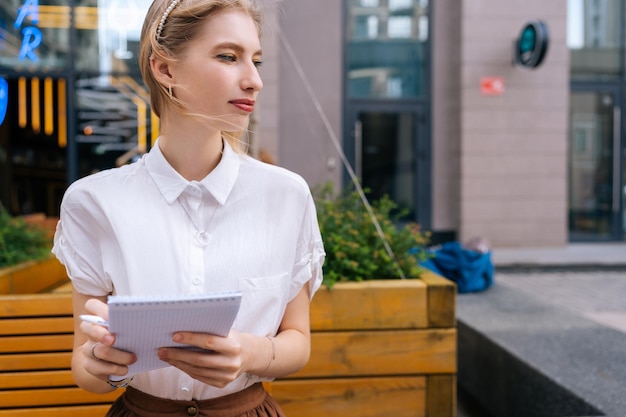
[105,383,285,417]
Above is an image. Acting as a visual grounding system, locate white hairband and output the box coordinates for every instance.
[156,0,182,39]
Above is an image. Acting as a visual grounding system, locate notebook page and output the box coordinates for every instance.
[107,291,242,379]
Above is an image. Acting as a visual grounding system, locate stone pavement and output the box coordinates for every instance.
[456,243,626,417]
[492,243,626,270]
[492,243,626,336]
[496,270,626,335]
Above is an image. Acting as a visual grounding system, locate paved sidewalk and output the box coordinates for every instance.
[495,270,626,335]
[492,242,626,269]
[493,242,626,335]
[456,242,626,417]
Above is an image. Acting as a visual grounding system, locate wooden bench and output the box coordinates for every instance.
[1,273,456,416]
[0,293,122,416]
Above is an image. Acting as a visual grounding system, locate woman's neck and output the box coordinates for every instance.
[158,119,224,181]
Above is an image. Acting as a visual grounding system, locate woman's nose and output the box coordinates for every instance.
[241,63,263,92]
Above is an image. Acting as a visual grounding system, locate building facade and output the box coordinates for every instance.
[0,0,624,248]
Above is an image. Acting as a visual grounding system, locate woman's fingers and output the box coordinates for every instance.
[82,340,136,379]
[79,320,115,345]
[84,341,136,365]
[158,348,239,388]
[81,299,115,345]
[85,298,109,320]
[158,332,246,387]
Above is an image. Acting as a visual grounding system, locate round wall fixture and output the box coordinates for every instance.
[514,20,549,69]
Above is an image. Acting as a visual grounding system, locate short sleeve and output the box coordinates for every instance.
[52,186,113,296]
[289,192,325,301]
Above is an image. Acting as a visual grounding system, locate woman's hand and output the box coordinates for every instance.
[82,299,137,379]
[157,285,314,388]
[73,295,137,391]
[157,330,262,388]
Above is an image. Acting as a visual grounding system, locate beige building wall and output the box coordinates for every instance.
[257,5,281,164]
[265,1,570,248]
[432,0,462,235]
[458,1,570,247]
[275,0,343,191]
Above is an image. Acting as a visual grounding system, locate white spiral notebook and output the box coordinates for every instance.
[107,291,242,380]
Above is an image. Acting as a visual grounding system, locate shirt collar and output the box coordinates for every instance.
[144,139,240,206]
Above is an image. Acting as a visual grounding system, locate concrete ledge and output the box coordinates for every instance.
[492,244,626,271]
[457,284,626,417]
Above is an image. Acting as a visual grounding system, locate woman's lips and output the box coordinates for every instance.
[230,99,255,113]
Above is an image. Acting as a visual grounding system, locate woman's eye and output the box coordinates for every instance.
[217,54,236,62]
[253,60,263,68]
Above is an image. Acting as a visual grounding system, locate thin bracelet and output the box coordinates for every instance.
[264,336,275,371]
[106,376,134,389]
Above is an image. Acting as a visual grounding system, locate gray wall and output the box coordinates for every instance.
[431,0,462,235]
[267,1,570,248]
[276,0,343,191]
[458,1,569,247]
[257,4,280,164]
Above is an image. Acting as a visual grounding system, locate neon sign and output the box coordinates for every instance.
[15,0,42,63]
[0,78,7,126]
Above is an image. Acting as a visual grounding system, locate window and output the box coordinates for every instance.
[75,0,151,74]
[568,0,622,78]
[346,0,429,99]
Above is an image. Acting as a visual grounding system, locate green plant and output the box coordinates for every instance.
[314,182,431,288]
[0,208,51,268]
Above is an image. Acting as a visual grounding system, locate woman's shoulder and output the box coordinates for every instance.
[239,155,311,196]
[62,163,141,204]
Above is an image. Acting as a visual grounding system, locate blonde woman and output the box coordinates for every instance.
[53,1,324,415]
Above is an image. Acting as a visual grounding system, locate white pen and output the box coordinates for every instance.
[79,314,109,328]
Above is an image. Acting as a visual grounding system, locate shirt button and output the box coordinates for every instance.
[192,276,202,285]
[187,405,198,416]
[194,231,211,246]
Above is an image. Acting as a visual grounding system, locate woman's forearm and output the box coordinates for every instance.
[245,328,310,379]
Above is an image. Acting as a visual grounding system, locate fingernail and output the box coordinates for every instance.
[158,349,168,360]
[172,333,183,343]
[103,335,114,345]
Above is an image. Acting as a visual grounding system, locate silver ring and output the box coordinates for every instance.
[90,342,101,361]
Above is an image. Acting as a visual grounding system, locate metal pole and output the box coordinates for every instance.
[66,0,78,183]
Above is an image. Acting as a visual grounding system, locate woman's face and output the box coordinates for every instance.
[169,9,263,131]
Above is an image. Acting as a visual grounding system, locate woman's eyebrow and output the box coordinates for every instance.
[214,42,262,56]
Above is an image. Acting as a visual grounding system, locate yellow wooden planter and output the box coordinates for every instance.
[267,271,457,417]
[0,256,68,294]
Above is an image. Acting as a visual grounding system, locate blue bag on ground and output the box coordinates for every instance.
[420,241,494,293]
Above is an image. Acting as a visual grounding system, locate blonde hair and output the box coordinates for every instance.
[139,0,262,152]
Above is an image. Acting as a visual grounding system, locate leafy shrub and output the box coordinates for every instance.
[0,208,51,268]
[314,182,431,288]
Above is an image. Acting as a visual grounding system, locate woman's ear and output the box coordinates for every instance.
[150,56,173,87]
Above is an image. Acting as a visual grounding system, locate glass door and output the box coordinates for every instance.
[343,0,431,228]
[569,88,624,241]
[347,107,430,227]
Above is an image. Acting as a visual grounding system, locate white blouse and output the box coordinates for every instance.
[52,140,325,401]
